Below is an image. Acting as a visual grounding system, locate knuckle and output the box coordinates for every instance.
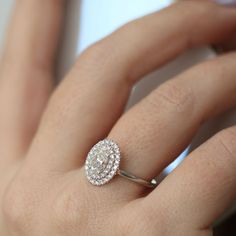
[77,41,115,73]
[119,202,168,236]
[205,128,236,186]
[176,0,217,19]
[119,213,140,236]
[213,128,236,165]
[119,18,141,36]
[135,203,169,235]
[2,182,35,231]
[173,1,219,48]
[52,186,89,233]
[2,54,53,83]
[153,80,195,114]
[121,223,137,236]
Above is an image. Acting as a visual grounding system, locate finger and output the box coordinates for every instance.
[144,126,236,230]
[0,0,66,159]
[27,1,236,172]
[108,52,236,192]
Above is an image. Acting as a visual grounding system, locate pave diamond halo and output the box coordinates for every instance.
[85,139,120,186]
[85,139,158,188]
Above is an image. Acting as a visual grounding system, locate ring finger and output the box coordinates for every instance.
[107,52,236,195]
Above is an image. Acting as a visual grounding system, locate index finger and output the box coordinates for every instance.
[0,0,66,162]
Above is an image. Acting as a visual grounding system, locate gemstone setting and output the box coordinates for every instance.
[85,139,120,186]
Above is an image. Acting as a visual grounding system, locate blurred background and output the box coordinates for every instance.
[0,0,235,235]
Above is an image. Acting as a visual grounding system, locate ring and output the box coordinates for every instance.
[85,139,158,188]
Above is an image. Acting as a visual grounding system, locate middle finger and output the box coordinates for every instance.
[26,1,236,173]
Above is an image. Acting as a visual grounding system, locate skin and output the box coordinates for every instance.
[0,0,236,235]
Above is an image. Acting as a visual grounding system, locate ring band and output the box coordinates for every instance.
[117,169,157,188]
[85,139,157,188]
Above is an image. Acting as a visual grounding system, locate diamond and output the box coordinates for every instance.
[85,139,121,186]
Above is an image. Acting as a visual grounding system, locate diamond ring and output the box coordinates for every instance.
[85,139,157,188]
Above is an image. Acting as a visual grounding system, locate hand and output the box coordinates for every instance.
[0,1,236,235]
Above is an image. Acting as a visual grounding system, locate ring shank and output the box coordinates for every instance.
[117,169,157,188]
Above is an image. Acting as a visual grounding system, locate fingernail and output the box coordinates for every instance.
[214,0,236,5]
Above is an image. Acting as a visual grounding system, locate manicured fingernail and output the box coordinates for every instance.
[214,0,236,5]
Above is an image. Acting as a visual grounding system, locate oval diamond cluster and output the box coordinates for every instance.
[85,139,120,186]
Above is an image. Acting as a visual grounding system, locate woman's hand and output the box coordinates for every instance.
[0,1,236,235]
